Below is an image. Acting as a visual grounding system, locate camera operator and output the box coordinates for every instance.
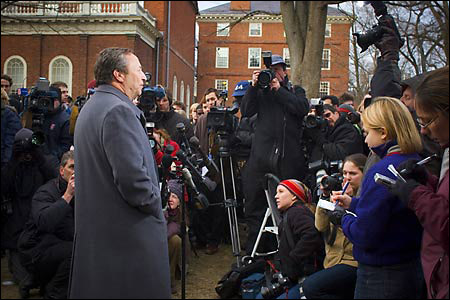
[17,150,75,299]
[40,86,73,162]
[241,53,310,254]
[257,180,323,299]
[154,88,194,147]
[321,95,339,109]
[1,128,58,298]
[303,154,367,299]
[307,104,364,163]
[195,88,222,154]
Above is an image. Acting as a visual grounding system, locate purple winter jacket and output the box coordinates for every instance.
[410,168,449,299]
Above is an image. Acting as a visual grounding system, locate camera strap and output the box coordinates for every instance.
[282,209,296,250]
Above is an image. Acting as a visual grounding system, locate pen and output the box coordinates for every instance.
[388,164,407,183]
[334,181,350,208]
[416,154,438,166]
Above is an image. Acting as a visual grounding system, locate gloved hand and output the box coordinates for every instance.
[327,205,347,226]
[397,159,429,185]
[374,15,404,62]
[389,179,420,208]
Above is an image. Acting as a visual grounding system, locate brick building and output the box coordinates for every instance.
[197,1,352,102]
[1,1,197,110]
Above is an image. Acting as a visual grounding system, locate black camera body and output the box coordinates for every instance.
[309,159,343,177]
[304,98,328,129]
[353,1,404,52]
[260,272,291,299]
[206,102,239,134]
[321,173,344,194]
[257,51,276,90]
[26,78,60,115]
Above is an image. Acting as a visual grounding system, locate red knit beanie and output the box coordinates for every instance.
[279,180,312,204]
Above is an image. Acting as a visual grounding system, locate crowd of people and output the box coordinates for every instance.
[0,11,448,300]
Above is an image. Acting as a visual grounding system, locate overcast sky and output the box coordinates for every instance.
[197,1,230,12]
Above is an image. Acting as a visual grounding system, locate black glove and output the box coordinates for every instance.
[397,159,428,185]
[327,205,347,226]
[389,179,420,208]
[374,15,403,62]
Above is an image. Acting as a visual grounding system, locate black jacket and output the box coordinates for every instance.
[241,84,309,179]
[278,203,324,281]
[370,58,402,99]
[1,151,58,250]
[320,115,364,162]
[155,110,194,147]
[18,177,74,265]
[43,107,73,161]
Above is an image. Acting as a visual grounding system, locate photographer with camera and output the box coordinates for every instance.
[332,97,425,299]
[257,180,323,299]
[1,128,58,298]
[307,104,364,163]
[302,154,367,299]
[241,53,310,254]
[17,150,75,299]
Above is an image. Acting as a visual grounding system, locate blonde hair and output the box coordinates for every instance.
[362,97,422,154]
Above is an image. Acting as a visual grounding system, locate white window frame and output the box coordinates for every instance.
[217,23,230,37]
[215,47,229,68]
[325,24,331,38]
[49,55,73,96]
[215,79,228,93]
[4,55,27,92]
[186,85,191,112]
[321,49,331,70]
[248,48,261,69]
[180,80,184,103]
[173,75,178,100]
[249,23,262,37]
[283,48,291,69]
[319,81,330,98]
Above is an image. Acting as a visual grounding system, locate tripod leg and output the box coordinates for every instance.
[251,208,271,258]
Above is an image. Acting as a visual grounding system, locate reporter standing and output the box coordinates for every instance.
[69,48,170,299]
[390,67,449,299]
[332,97,424,299]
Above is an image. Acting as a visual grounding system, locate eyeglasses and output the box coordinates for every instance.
[417,115,440,129]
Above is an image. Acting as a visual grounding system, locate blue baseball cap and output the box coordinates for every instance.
[232,80,250,97]
[271,54,286,67]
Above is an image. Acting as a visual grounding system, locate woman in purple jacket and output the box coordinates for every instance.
[390,66,449,299]
[332,97,424,299]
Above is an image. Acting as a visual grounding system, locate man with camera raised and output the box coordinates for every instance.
[241,53,310,254]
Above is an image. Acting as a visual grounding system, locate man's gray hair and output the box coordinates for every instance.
[61,150,74,168]
[94,48,133,86]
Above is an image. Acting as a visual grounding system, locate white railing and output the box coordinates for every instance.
[2,1,156,26]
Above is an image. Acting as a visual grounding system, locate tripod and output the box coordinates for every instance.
[215,130,243,268]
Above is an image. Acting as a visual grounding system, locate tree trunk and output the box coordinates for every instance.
[281,1,335,99]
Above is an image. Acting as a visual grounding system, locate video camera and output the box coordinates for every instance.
[353,1,404,52]
[257,51,276,90]
[206,101,239,134]
[260,272,291,299]
[304,98,328,129]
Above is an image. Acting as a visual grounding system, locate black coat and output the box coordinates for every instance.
[18,177,74,265]
[278,203,324,281]
[43,107,73,161]
[241,84,309,180]
[321,115,364,161]
[370,58,402,99]
[1,152,58,250]
[155,110,194,147]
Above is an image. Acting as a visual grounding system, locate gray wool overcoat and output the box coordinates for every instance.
[69,85,170,299]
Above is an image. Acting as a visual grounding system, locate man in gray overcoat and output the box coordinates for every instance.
[69,48,171,299]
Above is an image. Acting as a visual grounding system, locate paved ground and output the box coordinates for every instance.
[1,244,235,299]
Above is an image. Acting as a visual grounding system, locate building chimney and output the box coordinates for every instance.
[230,1,251,11]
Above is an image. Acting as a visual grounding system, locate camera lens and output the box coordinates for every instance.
[258,70,273,89]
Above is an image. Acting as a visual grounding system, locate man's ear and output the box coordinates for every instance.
[113,69,125,83]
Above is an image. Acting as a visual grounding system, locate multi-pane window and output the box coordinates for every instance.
[249,23,262,36]
[217,23,230,36]
[321,49,331,70]
[325,24,331,38]
[216,47,229,68]
[319,82,330,98]
[5,56,26,92]
[248,48,261,68]
[215,79,228,93]
[283,48,291,69]
[49,56,72,95]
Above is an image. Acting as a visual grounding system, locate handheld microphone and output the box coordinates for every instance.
[189,136,219,174]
